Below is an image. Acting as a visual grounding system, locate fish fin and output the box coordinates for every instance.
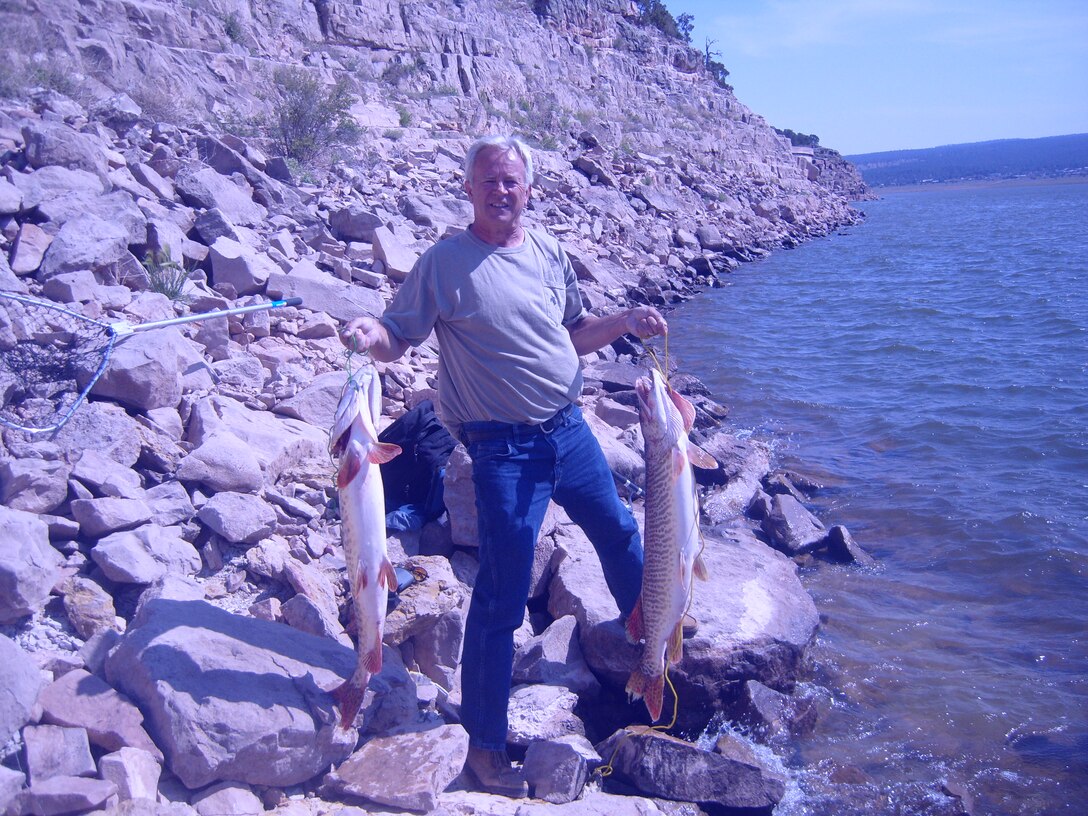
[627,670,666,722]
[694,553,709,581]
[336,445,363,489]
[668,386,697,433]
[378,559,398,591]
[358,565,369,590]
[332,678,365,729]
[625,597,644,643]
[687,442,717,470]
[365,640,383,674]
[367,441,402,465]
[667,623,684,666]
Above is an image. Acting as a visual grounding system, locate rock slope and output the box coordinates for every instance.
[0,1,875,813]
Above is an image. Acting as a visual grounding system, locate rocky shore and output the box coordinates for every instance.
[0,0,881,812]
[0,86,879,816]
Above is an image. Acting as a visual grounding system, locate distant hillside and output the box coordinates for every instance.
[846,134,1088,187]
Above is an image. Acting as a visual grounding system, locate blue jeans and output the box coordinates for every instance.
[458,404,644,750]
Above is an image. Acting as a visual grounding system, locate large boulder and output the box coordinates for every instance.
[89,327,187,412]
[22,120,109,183]
[550,522,818,730]
[0,507,62,623]
[105,599,357,789]
[0,634,46,747]
[175,167,266,227]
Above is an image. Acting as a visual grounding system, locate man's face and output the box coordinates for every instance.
[464,147,531,234]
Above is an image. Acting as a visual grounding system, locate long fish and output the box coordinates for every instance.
[328,365,401,728]
[626,367,715,721]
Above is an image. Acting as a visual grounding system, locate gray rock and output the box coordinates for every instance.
[271,370,345,427]
[187,394,327,488]
[512,614,600,696]
[761,493,827,555]
[39,190,147,246]
[98,747,162,803]
[10,222,52,275]
[23,120,109,182]
[38,669,162,760]
[175,167,266,227]
[321,725,469,812]
[91,92,142,131]
[197,492,278,545]
[105,598,356,789]
[523,734,600,804]
[596,728,785,811]
[191,783,263,816]
[70,449,142,498]
[38,214,130,282]
[13,776,117,816]
[0,634,46,747]
[0,177,22,214]
[0,766,25,815]
[90,327,185,412]
[328,203,383,241]
[208,237,276,296]
[737,679,819,743]
[400,194,473,228]
[265,261,384,323]
[61,575,119,638]
[507,684,584,748]
[145,481,196,526]
[176,431,265,493]
[92,525,201,584]
[0,507,62,623]
[41,269,100,303]
[23,725,97,784]
[824,524,876,566]
[371,225,419,282]
[695,224,726,250]
[131,162,175,201]
[70,496,153,538]
[0,457,71,513]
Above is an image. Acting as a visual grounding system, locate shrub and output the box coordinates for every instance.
[265,68,361,163]
[142,248,190,301]
[223,12,244,43]
[397,105,412,127]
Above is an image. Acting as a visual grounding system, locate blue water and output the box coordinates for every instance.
[670,182,1088,814]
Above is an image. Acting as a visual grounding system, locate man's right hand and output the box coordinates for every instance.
[339,317,409,362]
[341,316,382,352]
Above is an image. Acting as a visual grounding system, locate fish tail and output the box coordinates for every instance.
[625,597,644,644]
[332,676,367,729]
[627,668,665,722]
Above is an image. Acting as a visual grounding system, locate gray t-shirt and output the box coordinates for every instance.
[381,227,588,436]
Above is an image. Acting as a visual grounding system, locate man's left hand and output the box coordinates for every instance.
[625,307,668,339]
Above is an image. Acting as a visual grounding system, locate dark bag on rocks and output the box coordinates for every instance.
[378,399,456,522]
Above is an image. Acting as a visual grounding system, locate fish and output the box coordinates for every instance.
[626,367,716,722]
[327,365,401,728]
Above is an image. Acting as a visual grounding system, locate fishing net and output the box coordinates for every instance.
[0,292,117,435]
[0,291,304,436]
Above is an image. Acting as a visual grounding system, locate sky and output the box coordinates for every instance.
[664,0,1088,155]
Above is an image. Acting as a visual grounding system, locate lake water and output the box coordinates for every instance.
[669,181,1088,814]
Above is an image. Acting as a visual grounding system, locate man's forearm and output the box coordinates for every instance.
[567,312,631,356]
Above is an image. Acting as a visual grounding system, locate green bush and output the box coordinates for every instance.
[142,248,190,302]
[266,68,361,163]
[223,12,244,43]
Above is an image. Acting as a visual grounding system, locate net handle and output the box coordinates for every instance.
[111,297,303,337]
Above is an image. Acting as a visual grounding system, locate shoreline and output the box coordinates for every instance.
[873,175,1088,194]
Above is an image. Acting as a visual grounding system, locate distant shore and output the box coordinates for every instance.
[874,175,1088,194]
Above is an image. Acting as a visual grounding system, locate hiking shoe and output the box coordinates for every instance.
[682,613,699,638]
[463,746,529,798]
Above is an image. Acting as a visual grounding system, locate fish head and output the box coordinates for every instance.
[636,368,684,445]
[329,377,366,457]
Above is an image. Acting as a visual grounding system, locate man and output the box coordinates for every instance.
[341,135,667,797]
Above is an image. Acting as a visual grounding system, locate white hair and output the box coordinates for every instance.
[464,135,535,186]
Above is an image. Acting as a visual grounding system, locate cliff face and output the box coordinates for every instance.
[2,0,865,250]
